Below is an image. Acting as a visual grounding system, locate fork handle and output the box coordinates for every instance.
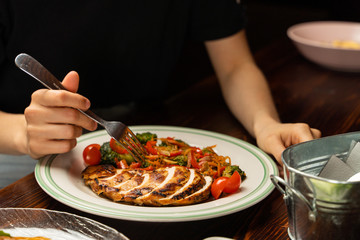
[14,53,106,127]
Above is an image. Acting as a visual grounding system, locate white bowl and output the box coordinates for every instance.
[287,21,360,72]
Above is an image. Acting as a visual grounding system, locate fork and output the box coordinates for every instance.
[14,53,147,163]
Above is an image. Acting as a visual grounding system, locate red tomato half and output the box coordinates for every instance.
[223,171,241,194]
[83,144,101,165]
[211,176,229,199]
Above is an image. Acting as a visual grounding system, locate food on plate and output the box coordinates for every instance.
[82,165,212,206]
[0,230,50,240]
[81,132,246,204]
[332,40,360,49]
[0,237,49,240]
[211,171,241,200]
[82,143,101,166]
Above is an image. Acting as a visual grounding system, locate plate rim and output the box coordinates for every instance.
[35,125,278,222]
[0,207,129,239]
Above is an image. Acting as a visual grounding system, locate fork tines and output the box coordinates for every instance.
[118,128,148,163]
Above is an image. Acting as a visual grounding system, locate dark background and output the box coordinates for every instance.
[246,0,360,52]
[171,0,360,90]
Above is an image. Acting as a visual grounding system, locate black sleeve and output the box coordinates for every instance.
[0,0,11,65]
[189,0,247,41]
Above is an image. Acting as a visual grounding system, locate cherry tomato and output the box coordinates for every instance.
[83,144,100,160]
[83,144,101,165]
[223,171,241,194]
[110,138,128,154]
[211,176,229,199]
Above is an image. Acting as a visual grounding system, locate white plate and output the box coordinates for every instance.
[0,208,128,240]
[35,125,278,222]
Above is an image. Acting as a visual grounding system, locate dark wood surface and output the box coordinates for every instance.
[2,37,360,240]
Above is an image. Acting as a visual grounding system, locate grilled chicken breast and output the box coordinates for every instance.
[82,165,212,206]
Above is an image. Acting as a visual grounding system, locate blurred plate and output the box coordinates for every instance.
[288,21,360,72]
[0,208,128,240]
[35,125,278,222]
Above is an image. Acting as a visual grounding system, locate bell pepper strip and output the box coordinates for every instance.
[145,140,158,155]
[116,159,129,169]
[145,154,160,160]
[160,137,188,147]
[163,159,178,165]
[169,150,182,157]
[158,149,171,156]
[110,138,128,154]
[187,150,200,169]
[142,165,154,171]
[130,162,141,168]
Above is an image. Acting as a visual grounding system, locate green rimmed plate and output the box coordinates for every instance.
[35,125,278,222]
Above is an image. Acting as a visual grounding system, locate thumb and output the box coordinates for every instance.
[62,71,80,93]
[270,145,285,166]
[260,137,285,166]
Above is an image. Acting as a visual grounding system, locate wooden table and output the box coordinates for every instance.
[1,38,360,240]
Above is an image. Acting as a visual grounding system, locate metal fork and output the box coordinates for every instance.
[14,53,147,163]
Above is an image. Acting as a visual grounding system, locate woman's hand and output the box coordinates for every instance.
[24,71,97,159]
[255,121,321,165]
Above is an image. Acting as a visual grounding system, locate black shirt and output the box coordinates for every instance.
[0,0,246,113]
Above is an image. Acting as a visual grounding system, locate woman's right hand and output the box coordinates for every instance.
[24,71,97,159]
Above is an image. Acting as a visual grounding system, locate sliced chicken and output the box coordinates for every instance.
[82,165,213,206]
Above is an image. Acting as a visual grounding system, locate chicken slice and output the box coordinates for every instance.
[82,165,213,206]
[132,166,189,206]
[171,175,213,206]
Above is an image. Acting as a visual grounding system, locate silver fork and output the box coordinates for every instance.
[14,53,147,163]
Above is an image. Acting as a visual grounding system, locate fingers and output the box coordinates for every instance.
[284,123,321,145]
[27,123,83,140]
[27,138,78,158]
[261,135,285,166]
[288,123,315,143]
[268,139,285,166]
[256,122,322,167]
[27,123,82,155]
[26,91,96,130]
[311,128,321,139]
[32,89,90,111]
[23,71,98,158]
[25,117,88,159]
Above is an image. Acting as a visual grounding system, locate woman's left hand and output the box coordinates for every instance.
[255,122,321,165]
